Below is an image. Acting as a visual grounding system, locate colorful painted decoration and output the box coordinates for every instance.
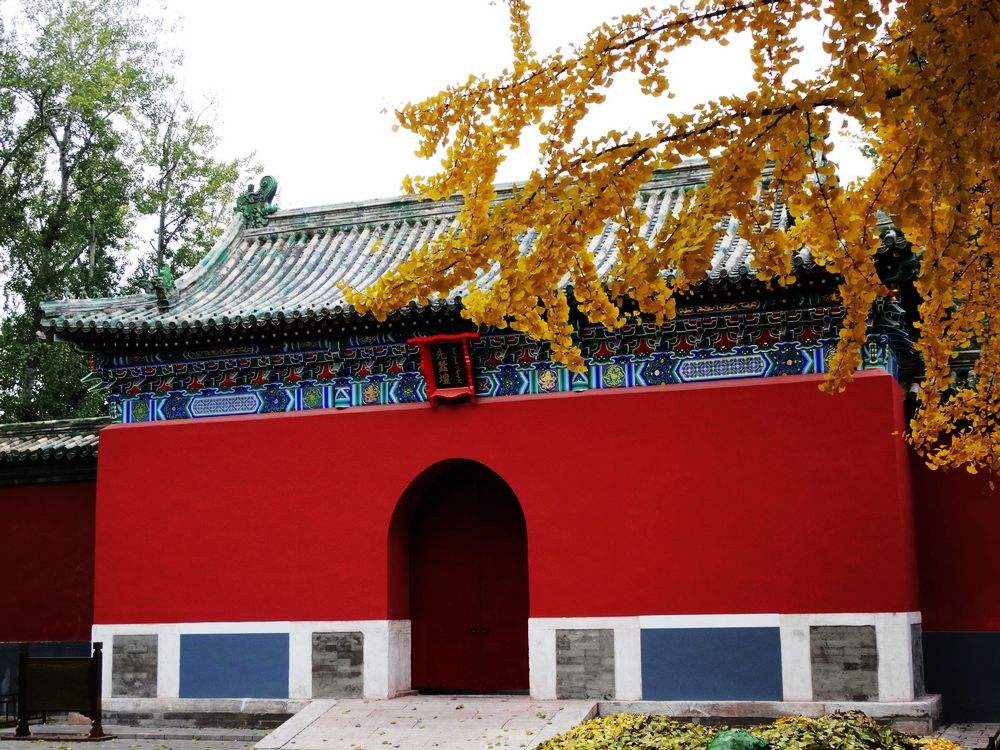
[100,303,905,424]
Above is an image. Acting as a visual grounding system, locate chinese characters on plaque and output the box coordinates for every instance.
[409,333,479,406]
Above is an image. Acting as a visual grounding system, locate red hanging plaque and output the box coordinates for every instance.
[409,332,480,406]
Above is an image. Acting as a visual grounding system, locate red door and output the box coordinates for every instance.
[409,464,529,693]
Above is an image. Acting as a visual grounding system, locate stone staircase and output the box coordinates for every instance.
[256,695,597,750]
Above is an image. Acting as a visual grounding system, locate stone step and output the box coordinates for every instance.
[256,696,598,750]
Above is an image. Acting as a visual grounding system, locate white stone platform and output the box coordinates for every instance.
[255,696,598,750]
[600,695,943,734]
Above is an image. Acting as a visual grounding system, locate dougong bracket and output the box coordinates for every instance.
[236,176,279,228]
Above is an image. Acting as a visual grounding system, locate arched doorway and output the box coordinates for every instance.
[407,461,529,693]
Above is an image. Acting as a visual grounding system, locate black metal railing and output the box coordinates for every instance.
[1,692,16,724]
[14,642,103,738]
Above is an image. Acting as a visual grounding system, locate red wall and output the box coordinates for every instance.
[912,459,1000,631]
[0,481,96,641]
[94,371,919,624]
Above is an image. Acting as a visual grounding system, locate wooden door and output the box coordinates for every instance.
[409,464,529,693]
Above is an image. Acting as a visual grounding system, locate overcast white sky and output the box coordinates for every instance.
[157,1,866,210]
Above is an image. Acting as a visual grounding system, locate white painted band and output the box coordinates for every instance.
[639,614,780,629]
[772,612,921,701]
[92,620,411,700]
[529,612,921,703]
[94,611,920,703]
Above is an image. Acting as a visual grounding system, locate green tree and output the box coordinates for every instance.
[0,0,154,422]
[0,0,246,422]
[133,94,253,282]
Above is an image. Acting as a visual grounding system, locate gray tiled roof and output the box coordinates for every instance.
[0,417,108,464]
[40,162,784,339]
[42,160,896,342]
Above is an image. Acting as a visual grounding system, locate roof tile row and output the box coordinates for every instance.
[39,163,902,342]
[0,417,108,463]
[39,164,798,339]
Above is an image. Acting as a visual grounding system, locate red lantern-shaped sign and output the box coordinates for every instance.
[409,332,480,406]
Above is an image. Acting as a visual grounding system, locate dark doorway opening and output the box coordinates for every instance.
[408,462,529,693]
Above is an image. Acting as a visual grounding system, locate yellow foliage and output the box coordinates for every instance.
[346,0,1000,476]
[536,711,967,750]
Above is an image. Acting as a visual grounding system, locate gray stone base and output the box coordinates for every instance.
[556,629,615,700]
[810,625,878,701]
[312,632,363,698]
[112,634,158,698]
[99,695,943,734]
[598,694,943,734]
[102,698,308,730]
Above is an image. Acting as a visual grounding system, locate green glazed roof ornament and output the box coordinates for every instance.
[235,175,278,228]
[152,263,176,311]
[156,264,175,292]
[708,729,769,750]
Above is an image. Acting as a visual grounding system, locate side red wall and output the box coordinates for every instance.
[912,460,1000,631]
[0,481,95,641]
[911,453,1000,721]
[94,371,918,624]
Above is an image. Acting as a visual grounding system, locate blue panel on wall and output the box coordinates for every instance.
[179,633,288,699]
[924,631,1000,722]
[641,627,782,700]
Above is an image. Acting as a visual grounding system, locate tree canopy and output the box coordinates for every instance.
[347,0,999,475]
[0,0,249,422]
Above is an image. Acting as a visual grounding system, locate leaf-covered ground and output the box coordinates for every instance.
[536,711,963,750]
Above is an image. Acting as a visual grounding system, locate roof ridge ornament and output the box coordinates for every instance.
[152,264,175,311]
[236,175,279,228]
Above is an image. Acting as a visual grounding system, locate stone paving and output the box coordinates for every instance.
[0,725,261,750]
[0,714,996,750]
[0,739,256,750]
[935,723,1000,750]
[256,696,598,750]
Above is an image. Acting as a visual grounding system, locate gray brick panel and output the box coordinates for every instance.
[810,625,878,701]
[556,629,615,700]
[911,623,925,697]
[311,632,364,698]
[112,634,158,698]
